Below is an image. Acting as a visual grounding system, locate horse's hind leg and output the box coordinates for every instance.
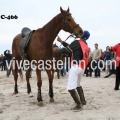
[36,68,43,104]
[46,69,54,102]
[26,67,32,95]
[13,62,18,94]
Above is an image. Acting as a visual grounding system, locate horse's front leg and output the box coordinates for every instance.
[13,62,18,95]
[45,69,54,102]
[36,68,43,104]
[26,67,32,96]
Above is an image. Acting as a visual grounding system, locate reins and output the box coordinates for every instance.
[58,34,76,48]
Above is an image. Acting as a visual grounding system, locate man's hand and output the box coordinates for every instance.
[57,36,63,43]
[53,47,59,52]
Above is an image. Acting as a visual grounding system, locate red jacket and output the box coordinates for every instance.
[78,40,89,69]
[101,52,105,59]
[110,43,120,67]
[71,40,89,69]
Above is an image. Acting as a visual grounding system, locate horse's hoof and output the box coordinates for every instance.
[13,93,19,97]
[13,92,18,95]
[29,93,33,97]
[35,101,44,107]
[49,98,54,102]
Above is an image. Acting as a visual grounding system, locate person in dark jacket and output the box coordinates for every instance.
[104,46,112,75]
[4,50,12,63]
[2,56,6,71]
[54,31,90,110]
[4,50,12,76]
[0,54,6,71]
[104,59,116,78]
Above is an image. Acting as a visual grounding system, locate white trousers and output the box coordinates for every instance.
[67,65,84,90]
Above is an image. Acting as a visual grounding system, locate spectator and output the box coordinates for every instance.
[92,43,101,77]
[109,43,120,90]
[0,54,6,71]
[4,50,12,77]
[100,49,105,71]
[2,56,6,71]
[100,49,105,60]
[60,54,67,76]
[104,46,112,75]
[85,48,93,77]
[104,58,116,78]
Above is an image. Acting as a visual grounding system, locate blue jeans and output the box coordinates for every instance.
[61,62,66,76]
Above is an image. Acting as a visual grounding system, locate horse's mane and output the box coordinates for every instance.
[36,10,71,34]
[36,13,60,34]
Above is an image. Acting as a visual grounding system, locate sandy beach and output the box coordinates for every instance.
[0,70,120,120]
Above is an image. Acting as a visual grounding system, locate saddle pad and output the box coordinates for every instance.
[20,30,35,59]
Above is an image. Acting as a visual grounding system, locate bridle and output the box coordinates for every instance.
[62,14,79,35]
[59,34,76,48]
[58,14,80,48]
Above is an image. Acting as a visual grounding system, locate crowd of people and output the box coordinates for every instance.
[57,42,116,79]
[84,44,116,78]
[0,43,117,79]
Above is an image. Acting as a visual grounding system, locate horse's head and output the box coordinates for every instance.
[59,7,83,38]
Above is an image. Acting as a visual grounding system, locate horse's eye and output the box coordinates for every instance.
[67,18,71,22]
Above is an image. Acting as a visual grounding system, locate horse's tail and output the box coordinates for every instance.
[11,59,24,82]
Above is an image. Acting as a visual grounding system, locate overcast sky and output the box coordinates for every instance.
[0,0,120,54]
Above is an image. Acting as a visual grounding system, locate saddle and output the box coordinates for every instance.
[20,27,35,59]
[21,27,31,38]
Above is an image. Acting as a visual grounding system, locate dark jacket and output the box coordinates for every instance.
[4,50,12,64]
[56,40,87,64]
[0,57,2,63]
[2,56,6,65]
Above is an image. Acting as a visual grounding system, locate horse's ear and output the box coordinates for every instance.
[60,7,64,13]
[67,7,70,12]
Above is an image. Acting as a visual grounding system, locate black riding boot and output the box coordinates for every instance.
[68,89,82,110]
[76,86,86,105]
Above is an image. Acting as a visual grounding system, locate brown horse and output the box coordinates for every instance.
[12,7,83,104]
